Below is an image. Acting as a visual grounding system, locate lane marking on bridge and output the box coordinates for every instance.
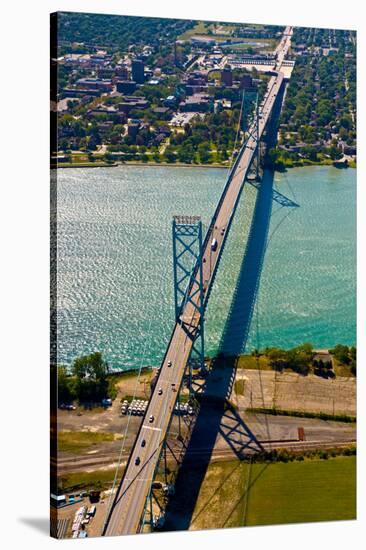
[125,478,154,483]
[142,425,163,432]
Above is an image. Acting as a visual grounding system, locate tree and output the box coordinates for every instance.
[72,352,111,404]
[349,346,356,361]
[267,348,288,372]
[328,144,343,160]
[104,152,114,164]
[301,145,318,162]
[286,343,313,375]
[58,366,76,404]
[330,344,350,365]
[177,143,194,164]
[198,142,211,164]
[163,148,176,163]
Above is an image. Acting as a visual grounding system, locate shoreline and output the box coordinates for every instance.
[61,345,356,376]
[52,161,229,170]
[52,159,356,171]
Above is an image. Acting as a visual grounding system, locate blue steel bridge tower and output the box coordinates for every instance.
[172,215,205,393]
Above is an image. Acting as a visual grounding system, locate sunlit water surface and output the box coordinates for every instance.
[56,165,356,370]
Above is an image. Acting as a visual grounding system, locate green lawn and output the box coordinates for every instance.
[179,22,213,40]
[59,468,121,492]
[58,431,121,454]
[236,354,271,370]
[190,456,356,530]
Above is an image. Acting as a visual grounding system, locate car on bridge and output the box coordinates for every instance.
[167,360,172,367]
[135,457,141,466]
[149,415,155,423]
[158,388,163,395]
[211,238,218,251]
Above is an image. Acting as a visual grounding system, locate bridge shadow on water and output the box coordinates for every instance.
[162,169,275,531]
[218,167,274,356]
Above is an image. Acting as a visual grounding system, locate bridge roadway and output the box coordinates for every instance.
[103,27,293,537]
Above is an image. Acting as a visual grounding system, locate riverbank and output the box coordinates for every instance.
[52,158,357,170]
[52,160,230,170]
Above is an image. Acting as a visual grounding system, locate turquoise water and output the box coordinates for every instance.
[56,165,356,370]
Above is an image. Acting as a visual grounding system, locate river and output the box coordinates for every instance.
[55,164,356,370]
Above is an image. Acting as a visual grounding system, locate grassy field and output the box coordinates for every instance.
[190,456,356,530]
[58,431,121,453]
[59,468,121,492]
[179,21,213,40]
[236,354,271,370]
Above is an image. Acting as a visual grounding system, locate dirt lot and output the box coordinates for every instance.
[233,369,356,416]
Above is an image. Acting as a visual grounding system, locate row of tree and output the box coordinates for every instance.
[58,352,117,406]
[256,343,356,377]
[263,343,314,375]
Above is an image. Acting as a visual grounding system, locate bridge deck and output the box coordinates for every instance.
[103,28,292,538]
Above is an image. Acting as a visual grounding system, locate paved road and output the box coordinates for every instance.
[103,27,293,537]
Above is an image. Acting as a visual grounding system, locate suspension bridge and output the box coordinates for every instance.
[103,25,298,537]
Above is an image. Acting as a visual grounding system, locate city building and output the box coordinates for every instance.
[132,59,145,84]
[127,122,140,138]
[239,74,254,90]
[179,93,213,113]
[221,67,233,87]
[152,107,172,119]
[118,96,149,114]
[75,78,113,92]
[115,65,129,79]
[63,88,101,97]
[97,67,115,79]
[87,105,126,123]
[116,80,137,94]
[164,95,178,108]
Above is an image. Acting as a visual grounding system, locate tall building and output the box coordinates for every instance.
[132,59,145,84]
[239,74,253,90]
[221,67,233,87]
